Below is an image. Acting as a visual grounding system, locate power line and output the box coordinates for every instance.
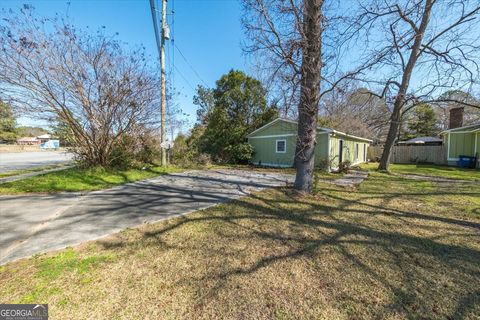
[174,42,209,87]
[149,0,162,61]
[174,64,196,91]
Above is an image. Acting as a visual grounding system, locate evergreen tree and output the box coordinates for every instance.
[407,104,438,138]
[199,70,277,163]
[0,101,17,143]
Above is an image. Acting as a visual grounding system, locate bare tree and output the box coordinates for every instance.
[242,0,392,192]
[350,0,480,170]
[293,0,324,192]
[242,0,303,118]
[0,6,158,166]
[320,86,391,143]
[243,0,325,192]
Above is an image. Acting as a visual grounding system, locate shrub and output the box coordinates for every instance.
[338,160,352,173]
[136,133,161,164]
[317,158,331,171]
[103,133,161,169]
[107,136,137,168]
[224,143,254,164]
[197,153,212,166]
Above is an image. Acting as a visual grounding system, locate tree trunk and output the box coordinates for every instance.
[293,0,323,193]
[379,104,402,171]
[378,0,434,171]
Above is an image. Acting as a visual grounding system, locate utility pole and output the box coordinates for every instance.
[160,0,168,166]
[150,0,168,166]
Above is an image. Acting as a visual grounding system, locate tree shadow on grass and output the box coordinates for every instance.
[92,179,480,319]
[35,168,470,318]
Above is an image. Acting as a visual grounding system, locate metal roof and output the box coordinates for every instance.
[398,136,443,144]
[17,137,38,142]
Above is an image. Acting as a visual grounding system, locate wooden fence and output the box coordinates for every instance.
[368,145,447,165]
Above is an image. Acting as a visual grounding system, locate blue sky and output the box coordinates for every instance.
[3,1,477,131]
[1,0,246,130]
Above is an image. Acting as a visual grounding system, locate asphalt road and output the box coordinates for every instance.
[0,169,294,264]
[0,151,73,173]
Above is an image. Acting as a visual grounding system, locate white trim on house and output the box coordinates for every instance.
[331,130,373,143]
[248,134,296,139]
[441,123,480,134]
[276,139,287,153]
[249,131,329,139]
[247,118,282,137]
[327,134,331,157]
[444,131,480,134]
[326,134,332,172]
[446,131,479,161]
[247,118,298,137]
[475,132,478,155]
[447,132,451,160]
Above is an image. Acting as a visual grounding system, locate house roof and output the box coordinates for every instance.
[36,134,51,139]
[17,137,38,142]
[398,136,443,144]
[441,123,480,134]
[247,118,373,143]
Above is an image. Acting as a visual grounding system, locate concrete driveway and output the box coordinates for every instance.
[0,151,73,173]
[0,169,293,264]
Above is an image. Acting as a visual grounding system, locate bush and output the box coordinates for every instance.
[196,153,212,166]
[136,133,161,164]
[224,143,254,164]
[317,158,331,171]
[104,133,161,169]
[0,131,17,143]
[107,136,137,168]
[338,160,352,173]
[169,132,214,168]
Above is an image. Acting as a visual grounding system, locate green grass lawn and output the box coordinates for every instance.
[0,165,182,194]
[362,162,480,181]
[1,166,478,319]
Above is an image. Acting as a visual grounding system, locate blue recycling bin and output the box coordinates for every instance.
[458,155,475,168]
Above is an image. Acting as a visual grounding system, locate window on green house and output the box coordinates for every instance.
[276,139,286,153]
[355,143,359,160]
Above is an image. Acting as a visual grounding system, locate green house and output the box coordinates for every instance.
[441,123,480,167]
[247,118,372,170]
